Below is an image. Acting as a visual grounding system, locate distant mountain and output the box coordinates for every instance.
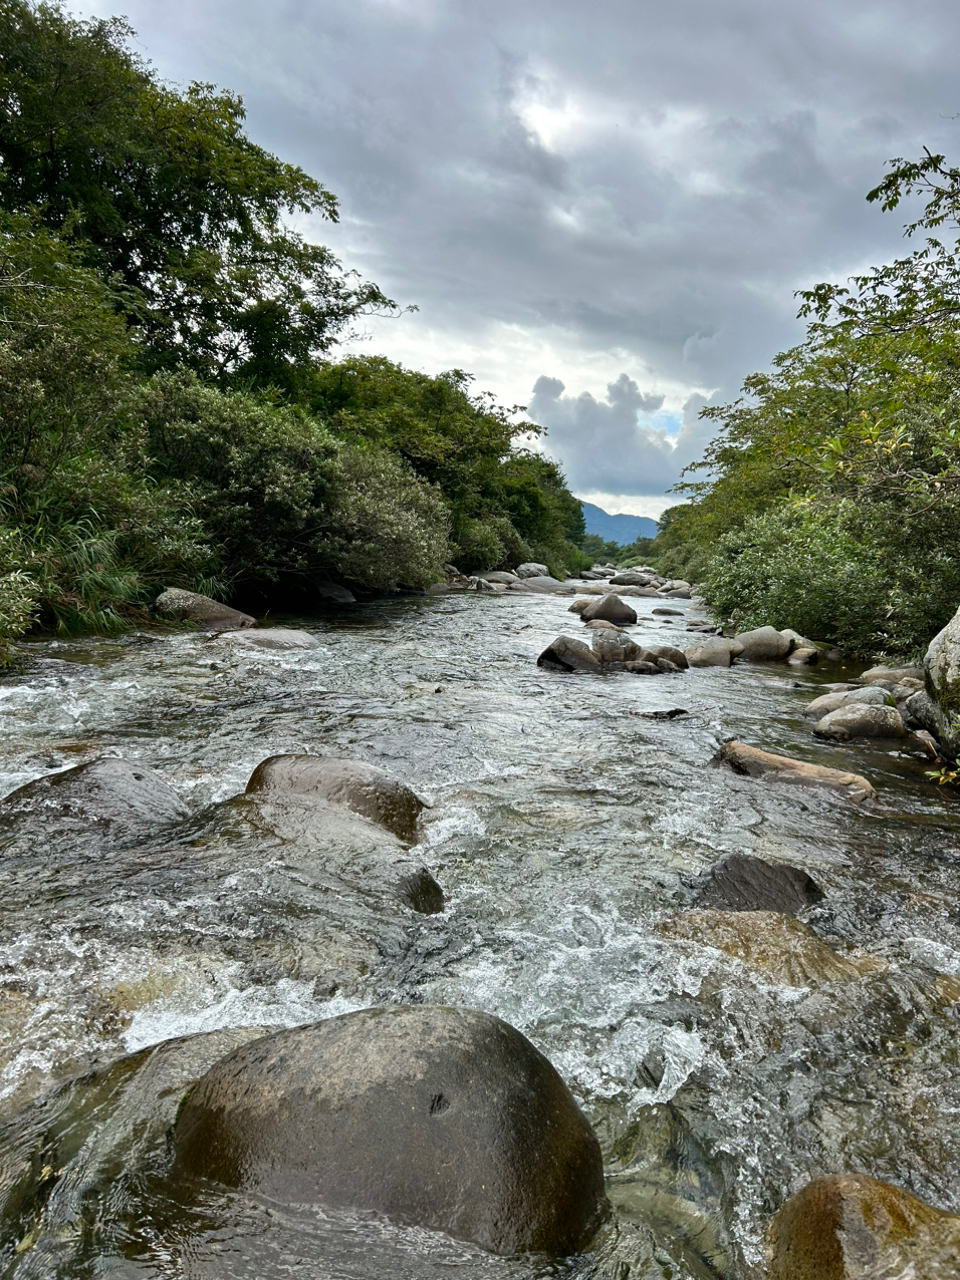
[581,502,658,543]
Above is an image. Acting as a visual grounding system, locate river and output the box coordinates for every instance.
[0,589,958,1278]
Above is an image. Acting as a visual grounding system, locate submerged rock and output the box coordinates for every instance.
[657,910,879,986]
[581,594,638,625]
[172,1005,608,1257]
[216,628,321,651]
[767,1173,960,1280]
[813,704,909,742]
[154,588,255,631]
[0,756,188,848]
[538,635,602,672]
[246,755,425,843]
[717,741,876,803]
[693,853,824,916]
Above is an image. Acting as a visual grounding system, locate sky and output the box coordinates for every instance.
[81,0,960,518]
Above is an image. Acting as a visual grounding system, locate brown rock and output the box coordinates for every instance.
[172,1006,608,1257]
[154,588,255,631]
[718,741,876,803]
[813,704,908,742]
[767,1174,960,1280]
[657,910,879,986]
[537,635,602,673]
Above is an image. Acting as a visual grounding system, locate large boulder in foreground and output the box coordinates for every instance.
[693,853,823,916]
[246,755,424,843]
[0,756,188,848]
[172,1006,607,1257]
[154,588,255,631]
[767,1174,960,1280]
[581,594,638,625]
[718,741,876,803]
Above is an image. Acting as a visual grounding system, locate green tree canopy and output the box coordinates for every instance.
[0,0,396,381]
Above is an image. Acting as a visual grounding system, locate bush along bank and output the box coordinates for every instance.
[649,144,960,662]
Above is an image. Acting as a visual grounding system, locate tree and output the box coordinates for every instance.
[0,1,396,381]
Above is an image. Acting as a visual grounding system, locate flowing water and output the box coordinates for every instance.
[0,590,958,1278]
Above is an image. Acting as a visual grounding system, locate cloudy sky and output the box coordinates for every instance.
[82,0,960,517]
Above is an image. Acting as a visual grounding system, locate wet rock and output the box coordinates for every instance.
[609,572,654,587]
[154,588,255,631]
[652,607,683,617]
[686,638,737,668]
[515,561,550,578]
[825,647,843,662]
[0,756,188,847]
[662,579,691,592]
[664,588,692,599]
[645,644,689,670]
[568,599,591,613]
[788,647,820,666]
[803,688,889,719]
[718,741,876,803]
[216,628,321,651]
[537,635,602,673]
[172,1005,608,1257]
[693,853,824,916]
[479,571,518,584]
[315,580,356,604]
[591,631,644,663]
[581,594,638,625]
[396,868,446,914]
[246,755,425,843]
[813,704,909,742]
[767,1173,960,1280]
[860,664,925,685]
[734,625,793,661]
[509,575,567,593]
[657,910,878,985]
[583,619,624,631]
[624,660,661,674]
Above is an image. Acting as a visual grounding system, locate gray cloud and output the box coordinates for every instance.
[82,0,960,501]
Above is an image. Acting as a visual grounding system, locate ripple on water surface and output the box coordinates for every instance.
[1,592,960,1278]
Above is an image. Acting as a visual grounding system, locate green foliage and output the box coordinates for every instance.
[0,526,39,665]
[699,504,893,652]
[0,1,395,381]
[304,356,586,575]
[655,141,960,657]
[0,7,589,646]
